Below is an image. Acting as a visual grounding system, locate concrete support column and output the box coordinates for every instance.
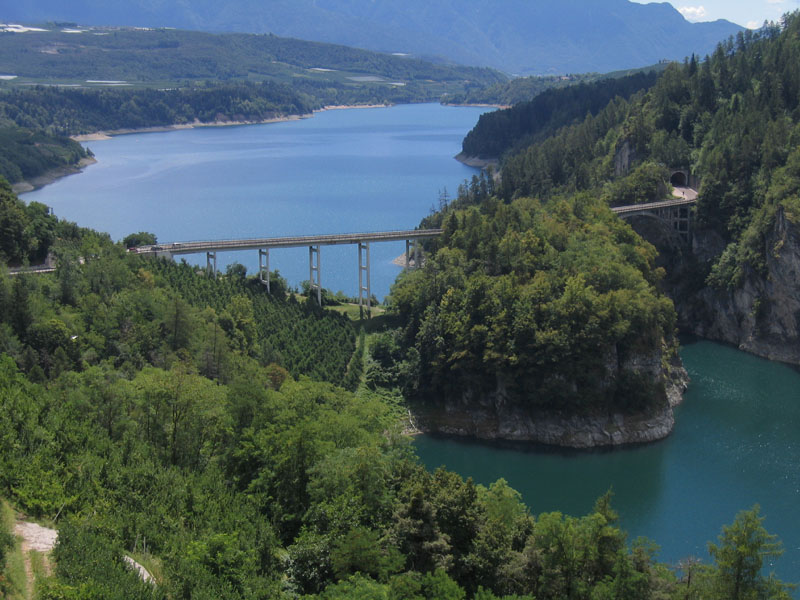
[414,238,420,269]
[309,245,321,305]
[259,248,270,293]
[405,239,411,271]
[358,242,371,318]
[206,251,217,278]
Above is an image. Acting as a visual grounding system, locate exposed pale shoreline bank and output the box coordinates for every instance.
[71,104,393,142]
[12,156,98,194]
[454,152,500,169]
[70,114,309,142]
[443,103,510,109]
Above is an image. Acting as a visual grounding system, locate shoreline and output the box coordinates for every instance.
[27,104,398,191]
[70,114,311,142]
[13,156,98,194]
[71,104,395,142]
[443,102,511,110]
[454,152,500,169]
[314,103,392,112]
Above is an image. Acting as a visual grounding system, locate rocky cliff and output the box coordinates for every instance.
[412,349,688,449]
[675,208,800,365]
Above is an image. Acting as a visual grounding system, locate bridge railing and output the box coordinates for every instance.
[132,228,443,314]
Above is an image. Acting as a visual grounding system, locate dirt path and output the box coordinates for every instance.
[13,521,156,588]
[14,521,58,587]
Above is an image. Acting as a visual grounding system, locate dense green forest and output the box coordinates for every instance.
[446,74,595,107]
[446,65,667,111]
[491,16,800,293]
[0,83,314,137]
[0,125,91,185]
[0,178,355,385]
[461,72,661,159]
[0,178,793,598]
[386,184,677,415]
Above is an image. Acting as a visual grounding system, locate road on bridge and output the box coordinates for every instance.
[672,186,698,201]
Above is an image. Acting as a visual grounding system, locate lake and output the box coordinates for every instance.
[22,103,800,584]
[23,104,490,300]
[415,339,800,582]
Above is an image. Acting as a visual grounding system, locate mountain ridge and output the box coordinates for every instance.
[5,0,744,74]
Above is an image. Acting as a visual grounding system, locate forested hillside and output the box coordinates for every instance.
[0,178,793,599]
[0,83,314,137]
[385,14,800,441]
[446,64,667,108]
[0,26,503,88]
[481,16,800,362]
[461,71,660,159]
[0,126,91,185]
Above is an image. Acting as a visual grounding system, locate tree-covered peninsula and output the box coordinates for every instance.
[0,178,793,598]
[386,185,684,446]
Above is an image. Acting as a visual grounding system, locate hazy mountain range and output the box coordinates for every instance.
[4,0,743,74]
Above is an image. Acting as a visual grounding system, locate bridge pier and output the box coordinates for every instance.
[655,206,691,243]
[258,248,270,292]
[206,251,217,278]
[309,245,322,305]
[358,242,371,317]
[405,239,421,270]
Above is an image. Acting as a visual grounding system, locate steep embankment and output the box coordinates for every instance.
[413,355,688,448]
[677,208,800,365]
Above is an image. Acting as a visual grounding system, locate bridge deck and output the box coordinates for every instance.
[135,229,443,255]
[133,197,696,257]
[611,197,696,215]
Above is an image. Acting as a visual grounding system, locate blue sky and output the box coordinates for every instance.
[630,0,800,28]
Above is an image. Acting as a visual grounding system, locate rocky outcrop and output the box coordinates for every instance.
[413,350,688,449]
[614,140,636,177]
[676,208,800,365]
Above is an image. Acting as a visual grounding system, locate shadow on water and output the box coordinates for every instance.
[417,338,800,584]
[414,429,668,526]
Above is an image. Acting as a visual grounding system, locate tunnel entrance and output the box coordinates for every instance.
[670,171,687,187]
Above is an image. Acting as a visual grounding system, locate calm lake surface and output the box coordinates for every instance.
[23,104,489,299]
[23,104,800,583]
[416,340,800,582]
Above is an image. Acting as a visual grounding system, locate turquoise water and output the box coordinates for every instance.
[415,340,800,582]
[23,104,489,299]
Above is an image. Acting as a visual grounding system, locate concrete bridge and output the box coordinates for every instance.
[611,191,696,244]
[133,229,442,311]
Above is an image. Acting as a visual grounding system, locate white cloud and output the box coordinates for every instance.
[678,5,708,21]
[746,20,761,28]
[766,0,785,4]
